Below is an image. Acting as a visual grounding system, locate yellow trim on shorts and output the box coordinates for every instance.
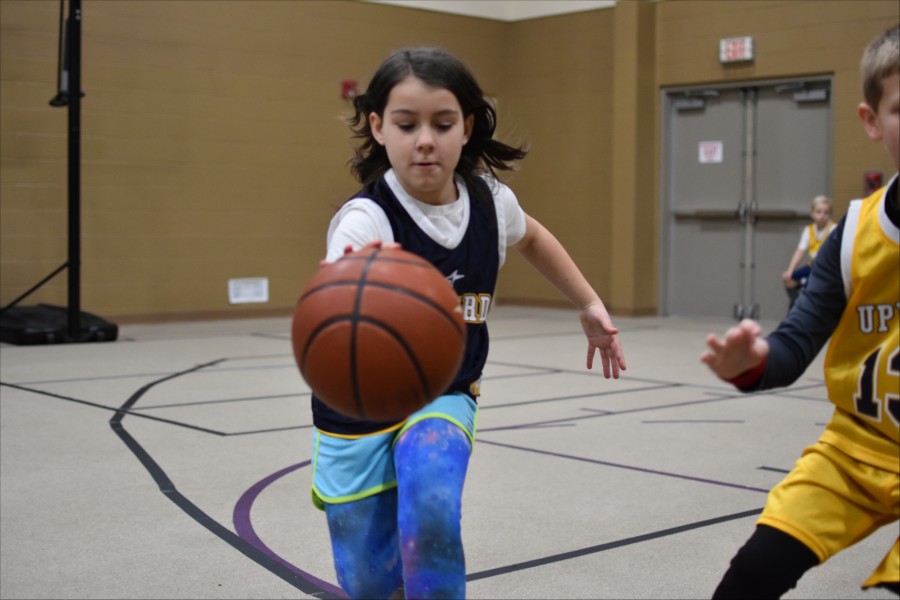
[395,412,477,449]
[311,481,398,511]
[318,421,407,440]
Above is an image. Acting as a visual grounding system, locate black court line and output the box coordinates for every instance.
[1,381,313,437]
[10,358,294,386]
[758,466,791,474]
[132,392,308,410]
[778,392,831,403]
[488,321,670,341]
[481,380,834,426]
[466,507,763,581]
[186,363,297,374]
[478,438,770,493]
[480,369,564,383]
[483,359,686,385]
[490,330,587,341]
[478,383,682,412]
[496,422,578,431]
[482,358,831,394]
[11,371,212,386]
[226,424,315,436]
[211,352,292,361]
[1,381,126,412]
[106,359,344,598]
[478,391,740,433]
[578,408,614,415]
[117,331,290,343]
[642,419,745,424]
[0,381,228,436]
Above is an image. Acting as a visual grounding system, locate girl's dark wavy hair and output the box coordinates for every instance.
[346,47,528,204]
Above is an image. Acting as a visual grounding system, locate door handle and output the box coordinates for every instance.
[751,209,809,221]
[672,209,741,220]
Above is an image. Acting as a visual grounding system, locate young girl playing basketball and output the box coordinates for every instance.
[309,46,626,599]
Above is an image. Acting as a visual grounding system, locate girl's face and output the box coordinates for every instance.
[370,75,474,205]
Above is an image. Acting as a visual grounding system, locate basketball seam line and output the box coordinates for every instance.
[301,281,465,337]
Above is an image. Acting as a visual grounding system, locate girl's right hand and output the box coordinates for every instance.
[321,241,402,266]
[580,302,626,378]
[343,240,402,256]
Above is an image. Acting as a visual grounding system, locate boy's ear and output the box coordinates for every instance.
[857,102,883,141]
[369,112,385,145]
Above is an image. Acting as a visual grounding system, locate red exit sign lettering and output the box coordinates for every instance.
[720,36,755,63]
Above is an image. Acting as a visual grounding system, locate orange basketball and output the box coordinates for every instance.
[291,246,466,422]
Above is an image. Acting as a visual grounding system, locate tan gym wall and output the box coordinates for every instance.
[1,0,896,323]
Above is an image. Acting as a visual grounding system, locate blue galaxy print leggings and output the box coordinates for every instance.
[324,418,472,599]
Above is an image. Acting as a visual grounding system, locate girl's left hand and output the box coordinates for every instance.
[579,302,626,378]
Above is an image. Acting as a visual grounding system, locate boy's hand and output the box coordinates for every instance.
[580,302,626,379]
[700,319,769,380]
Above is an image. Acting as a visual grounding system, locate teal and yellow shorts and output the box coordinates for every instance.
[310,392,478,510]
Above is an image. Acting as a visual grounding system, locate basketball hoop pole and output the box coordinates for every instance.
[0,0,117,345]
[66,0,82,340]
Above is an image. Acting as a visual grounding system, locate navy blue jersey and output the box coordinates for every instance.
[312,175,500,435]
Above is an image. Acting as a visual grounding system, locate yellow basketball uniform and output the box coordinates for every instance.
[805,220,836,261]
[759,184,900,589]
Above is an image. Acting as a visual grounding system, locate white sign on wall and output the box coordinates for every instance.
[228,277,269,304]
[720,36,754,63]
[699,141,724,164]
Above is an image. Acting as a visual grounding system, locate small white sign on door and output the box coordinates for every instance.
[699,141,723,164]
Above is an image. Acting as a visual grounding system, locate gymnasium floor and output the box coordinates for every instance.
[0,305,896,600]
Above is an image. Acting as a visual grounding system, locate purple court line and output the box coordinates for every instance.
[478,438,770,493]
[233,461,346,598]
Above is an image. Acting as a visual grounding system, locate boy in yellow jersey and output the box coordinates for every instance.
[701,25,899,598]
[782,195,837,309]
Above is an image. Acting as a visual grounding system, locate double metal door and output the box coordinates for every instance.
[661,78,832,321]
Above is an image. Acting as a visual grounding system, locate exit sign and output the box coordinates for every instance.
[720,36,754,63]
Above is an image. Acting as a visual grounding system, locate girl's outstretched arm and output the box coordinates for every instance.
[514,213,626,378]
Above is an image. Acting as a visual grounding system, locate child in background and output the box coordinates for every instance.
[701,25,899,598]
[781,195,836,309]
[309,46,626,599]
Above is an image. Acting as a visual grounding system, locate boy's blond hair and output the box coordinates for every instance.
[811,195,833,212]
[860,25,899,111]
